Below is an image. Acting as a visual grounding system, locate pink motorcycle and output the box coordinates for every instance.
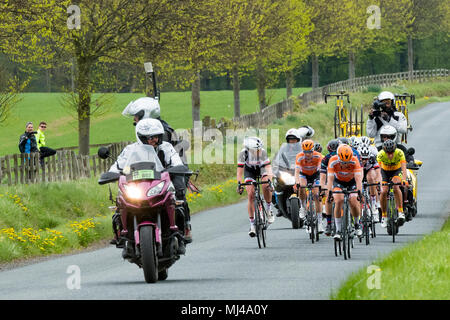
[98,145,190,283]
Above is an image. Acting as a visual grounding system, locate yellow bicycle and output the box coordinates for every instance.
[325,91,364,138]
[395,93,415,144]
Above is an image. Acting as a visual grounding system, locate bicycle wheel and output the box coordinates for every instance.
[309,197,315,244]
[254,199,262,249]
[360,104,364,135]
[342,203,348,260]
[261,204,267,248]
[349,106,353,136]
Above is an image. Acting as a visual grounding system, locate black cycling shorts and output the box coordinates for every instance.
[381,168,402,183]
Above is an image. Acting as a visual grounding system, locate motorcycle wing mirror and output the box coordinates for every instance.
[98,147,110,159]
[165,165,192,175]
[98,172,120,185]
[407,147,415,156]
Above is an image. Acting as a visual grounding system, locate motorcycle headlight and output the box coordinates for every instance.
[123,184,144,200]
[279,171,295,185]
[147,181,165,197]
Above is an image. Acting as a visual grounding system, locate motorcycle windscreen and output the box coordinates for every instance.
[123,145,165,182]
[273,142,302,172]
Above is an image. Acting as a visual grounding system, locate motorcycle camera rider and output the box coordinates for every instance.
[120,97,192,242]
[109,118,190,254]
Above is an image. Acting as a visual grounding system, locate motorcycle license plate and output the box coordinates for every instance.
[132,170,155,180]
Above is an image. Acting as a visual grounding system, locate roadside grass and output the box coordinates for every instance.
[330,218,450,300]
[0,87,310,156]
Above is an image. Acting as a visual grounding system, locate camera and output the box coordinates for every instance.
[370,100,386,118]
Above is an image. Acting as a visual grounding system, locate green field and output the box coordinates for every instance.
[0,87,310,156]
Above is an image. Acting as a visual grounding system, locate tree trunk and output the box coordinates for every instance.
[77,58,92,156]
[191,71,201,126]
[348,50,356,80]
[286,68,294,99]
[232,64,240,118]
[311,54,319,89]
[408,35,414,80]
[71,57,75,92]
[256,60,266,111]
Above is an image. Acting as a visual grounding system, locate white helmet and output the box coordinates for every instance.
[378,91,395,102]
[358,146,370,159]
[122,97,161,121]
[135,118,164,145]
[244,137,263,150]
[360,136,371,148]
[297,125,315,139]
[379,125,397,141]
[350,136,361,149]
[285,128,301,142]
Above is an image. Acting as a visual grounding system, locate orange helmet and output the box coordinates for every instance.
[302,139,314,153]
[337,144,353,162]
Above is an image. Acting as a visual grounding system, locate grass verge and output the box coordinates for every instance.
[331,218,450,300]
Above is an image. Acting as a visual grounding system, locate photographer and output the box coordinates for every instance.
[366,91,407,149]
[18,122,39,156]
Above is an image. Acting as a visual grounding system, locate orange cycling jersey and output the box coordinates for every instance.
[327,155,362,182]
[295,151,323,176]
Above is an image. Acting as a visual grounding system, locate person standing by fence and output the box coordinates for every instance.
[18,122,38,157]
[35,121,56,165]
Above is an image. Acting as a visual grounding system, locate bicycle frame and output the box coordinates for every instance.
[382,181,403,242]
[298,183,321,243]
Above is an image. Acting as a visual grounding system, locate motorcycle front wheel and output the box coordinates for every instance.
[140,225,158,283]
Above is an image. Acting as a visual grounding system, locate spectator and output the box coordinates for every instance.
[35,121,56,165]
[19,122,38,157]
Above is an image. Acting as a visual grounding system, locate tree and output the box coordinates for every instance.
[1,0,176,155]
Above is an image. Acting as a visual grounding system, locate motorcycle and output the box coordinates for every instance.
[98,144,191,283]
[272,142,303,229]
[405,147,422,221]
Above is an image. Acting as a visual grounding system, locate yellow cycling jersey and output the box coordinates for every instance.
[377,149,406,171]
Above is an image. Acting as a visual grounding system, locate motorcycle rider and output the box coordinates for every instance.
[121,97,192,241]
[109,119,189,253]
[366,91,408,151]
[273,128,302,217]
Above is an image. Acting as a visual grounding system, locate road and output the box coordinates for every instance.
[0,101,449,300]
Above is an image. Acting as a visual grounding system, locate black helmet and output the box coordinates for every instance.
[383,139,396,153]
[327,139,339,153]
[314,142,322,153]
[337,137,349,145]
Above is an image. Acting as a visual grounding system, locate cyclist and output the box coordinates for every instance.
[320,139,340,236]
[377,139,408,228]
[294,139,324,234]
[360,135,378,158]
[314,142,323,154]
[358,145,381,222]
[236,137,275,237]
[326,144,363,240]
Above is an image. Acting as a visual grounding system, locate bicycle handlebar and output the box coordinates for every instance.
[239,180,271,187]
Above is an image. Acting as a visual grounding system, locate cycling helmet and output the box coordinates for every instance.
[285,128,301,142]
[359,146,370,159]
[360,136,371,148]
[379,125,397,142]
[302,139,314,153]
[327,139,339,153]
[314,142,323,153]
[378,91,395,102]
[244,137,263,150]
[337,137,349,145]
[297,125,315,139]
[136,118,164,145]
[122,97,161,121]
[350,136,360,149]
[337,144,353,162]
[383,139,396,153]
